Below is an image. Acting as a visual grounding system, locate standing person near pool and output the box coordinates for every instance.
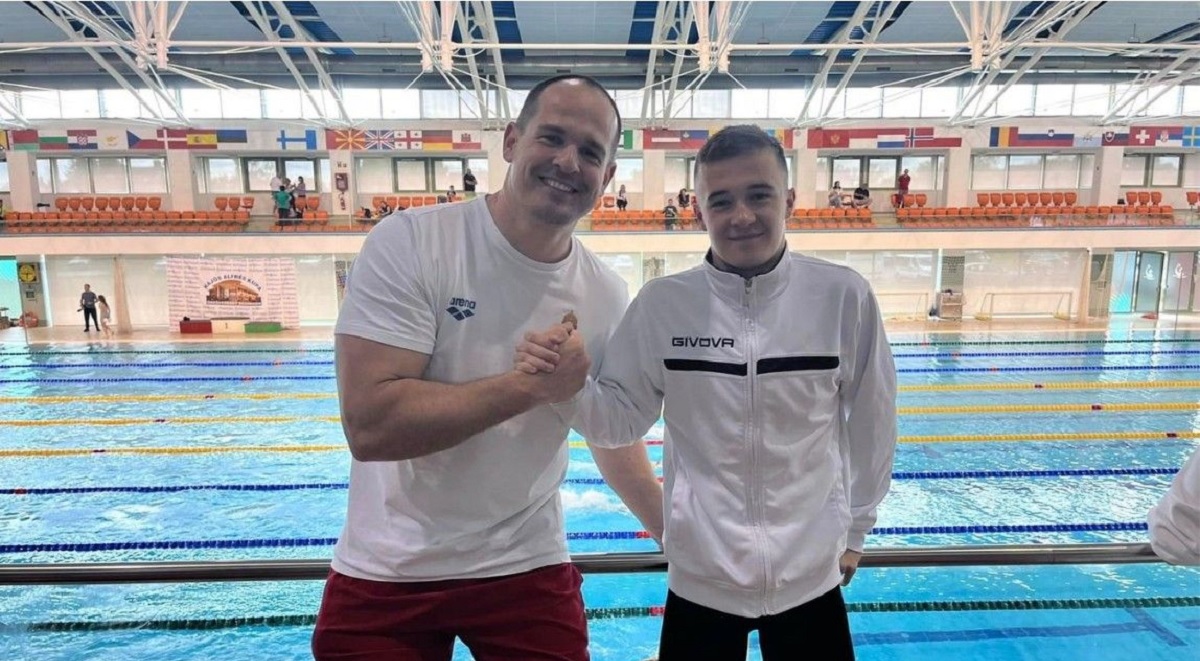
[516,125,897,661]
[311,74,664,661]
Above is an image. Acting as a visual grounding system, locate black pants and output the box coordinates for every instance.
[659,586,854,661]
[82,307,98,330]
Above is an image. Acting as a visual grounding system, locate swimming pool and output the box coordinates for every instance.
[0,331,1197,660]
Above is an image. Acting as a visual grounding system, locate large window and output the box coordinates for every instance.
[608,157,644,193]
[901,156,940,189]
[0,160,9,192]
[826,156,940,190]
[395,160,427,191]
[244,157,319,192]
[971,154,1091,190]
[356,158,394,192]
[432,159,463,193]
[35,157,168,194]
[1122,154,1184,187]
[355,157,480,193]
[201,158,242,194]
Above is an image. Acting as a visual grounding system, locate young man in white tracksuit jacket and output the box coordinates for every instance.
[518,125,898,659]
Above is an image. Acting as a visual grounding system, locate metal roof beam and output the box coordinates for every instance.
[267,0,352,124]
[957,1,1103,124]
[240,0,334,125]
[31,1,185,123]
[455,3,491,121]
[792,0,876,124]
[663,3,697,122]
[470,0,509,119]
[810,1,905,125]
[0,92,31,129]
[1103,52,1200,122]
[640,0,676,121]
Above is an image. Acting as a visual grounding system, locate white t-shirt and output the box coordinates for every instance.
[332,197,629,582]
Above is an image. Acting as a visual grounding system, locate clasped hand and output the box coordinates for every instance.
[513,320,591,404]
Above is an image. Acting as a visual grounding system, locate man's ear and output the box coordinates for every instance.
[501,122,520,163]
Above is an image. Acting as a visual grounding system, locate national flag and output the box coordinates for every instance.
[184,131,219,149]
[1129,126,1184,147]
[0,131,8,151]
[95,128,126,149]
[214,129,247,144]
[452,130,481,150]
[325,129,366,151]
[37,132,70,150]
[127,129,165,150]
[394,130,422,150]
[642,129,709,150]
[1073,135,1102,148]
[422,130,454,151]
[762,128,793,149]
[807,127,961,150]
[1183,127,1200,148]
[277,129,318,150]
[618,129,635,150]
[9,130,38,151]
[363,130,397,150]
[988,127,1075,148]
[1102,130,1129,147]
[158,129,190,149]
[66,129,98,150]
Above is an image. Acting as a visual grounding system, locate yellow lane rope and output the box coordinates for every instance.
[5,401,1200,427]
[3,381,1199,405]
[2,431,1194,457]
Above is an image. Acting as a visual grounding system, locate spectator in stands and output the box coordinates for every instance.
[376,200,392,216]
[312,74,663,661]
[463,168,477,197]
[437,195,449,204]
[447,185,459,202]
[273,186,292,223]
[514,124,896,661]
[1149,447,1199,565]
[617,184,628,211]
[852,182,872,209]
[897,169,911,207]
[269,172,282,193]
[293,177,308,212]
[663,196,680,230]
[828,181,845,208]
[677,188,691,208]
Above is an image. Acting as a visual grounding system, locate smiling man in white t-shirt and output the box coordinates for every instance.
[312,75,663,661]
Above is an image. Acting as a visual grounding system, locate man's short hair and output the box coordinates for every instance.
[515,74,623,158]
[694,125,789,181]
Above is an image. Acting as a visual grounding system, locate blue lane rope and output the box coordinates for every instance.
[893,350,1200,358]
[2,338,1199,357]
[0,376,336,384]
[3,364,1198,384]
[0,361,335,369]
[0,522,1152,554]
[4,351,1199,368]
[0,467,1181,497]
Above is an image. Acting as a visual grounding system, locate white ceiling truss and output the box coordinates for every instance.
[0,1,1196,127]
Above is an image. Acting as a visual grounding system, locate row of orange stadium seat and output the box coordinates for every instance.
[213,197,257,211]
[900,205,1175,219]
[976,192,1081,207]
[55,196,164,212]
[1122,191,1165,206]
[371,195,445,209]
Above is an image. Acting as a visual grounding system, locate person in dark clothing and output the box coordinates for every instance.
[463,169,478,197]
[79,283,98,331]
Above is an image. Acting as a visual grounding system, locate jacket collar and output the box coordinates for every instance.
[703,244,792,306]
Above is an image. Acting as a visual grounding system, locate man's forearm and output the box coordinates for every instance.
[343,370,542,462]
[591,441,664,542]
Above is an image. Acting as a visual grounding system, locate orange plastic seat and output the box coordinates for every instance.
[1051,192,1065,206]
[306,197,320,211]
[67,197,82,211]
[1038,192,1053,206]
[1014,192,1028,206]
[121,197,136,211]
[989,193,1002,207]
[1187,191,1199,207]
[241,196,254,211]
[915,193,927,208]
[214,197,228,212]
[1064,192,1077,206]
[977,193,990,207]
[55,198,70,212]
[1137,191,1151,205]
[148,196,162,211]
[80,197,94,211]
[903,195,915,208]
[1150,191,1162,205]
[94,197,109,211]
[135,197,148,211]
[1001,193,1014,207]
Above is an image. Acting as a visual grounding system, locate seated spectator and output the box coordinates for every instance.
[437,195,449,204]
[828,181,845,208]
[447,186,459,203]
[377,202,392,217]
[852,183,872,209]
[360,207,374,220]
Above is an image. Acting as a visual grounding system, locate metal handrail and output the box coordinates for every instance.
[0,543,1161,585]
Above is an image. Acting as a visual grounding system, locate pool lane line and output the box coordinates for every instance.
[4,364,1200,384]
[7,349,1200,369]
[3,337,1199,357]
[5,401,1200,426]
[0,522,1157,555]
[0,467,1182,496]
[1,431,1195,457]
[4,380,1200,404]
[9,596,1200,633]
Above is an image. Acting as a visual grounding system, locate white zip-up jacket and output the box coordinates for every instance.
[575,250,897,617]
[1149,448,1200,565]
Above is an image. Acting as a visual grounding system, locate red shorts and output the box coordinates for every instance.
[312,563,589,661]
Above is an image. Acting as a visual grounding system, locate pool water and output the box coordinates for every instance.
[0,331,1197,660]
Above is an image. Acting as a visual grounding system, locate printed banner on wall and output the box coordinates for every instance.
[166,257,299,331]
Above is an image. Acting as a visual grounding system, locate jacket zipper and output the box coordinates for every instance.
[744,277,771,616]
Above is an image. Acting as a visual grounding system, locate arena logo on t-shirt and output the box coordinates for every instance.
[446,297,477,321]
